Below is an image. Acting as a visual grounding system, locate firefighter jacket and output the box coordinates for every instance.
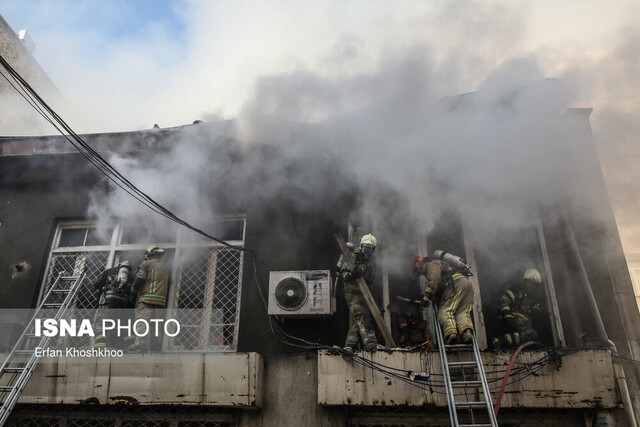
[422,259,467,301]
[92,265,133,307]
[498,283,540,323]
[338,248,376,287]
[132,258,170,307]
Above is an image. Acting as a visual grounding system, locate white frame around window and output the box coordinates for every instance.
[40,216,246,352]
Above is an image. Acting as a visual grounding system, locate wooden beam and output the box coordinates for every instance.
[335,234,396,347]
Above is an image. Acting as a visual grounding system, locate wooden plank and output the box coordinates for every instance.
[335,234,396,347]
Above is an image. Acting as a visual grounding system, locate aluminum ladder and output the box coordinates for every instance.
[432,303,498,427]
[0,271,87,426]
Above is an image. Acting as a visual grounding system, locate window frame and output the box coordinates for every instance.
[40,216,246,352]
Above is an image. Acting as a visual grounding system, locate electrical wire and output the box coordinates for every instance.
[7,51,640,402]
[0,52,248,253]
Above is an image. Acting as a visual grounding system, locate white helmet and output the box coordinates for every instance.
[116,260,130,268]
[359,234,377,255]
[523,268,542,285]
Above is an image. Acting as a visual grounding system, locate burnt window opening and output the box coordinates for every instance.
[474,225,557,348]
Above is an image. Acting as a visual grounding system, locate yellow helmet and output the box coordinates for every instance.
[144,244,165,260]
[359,234,377,255]
[523,268,542,285]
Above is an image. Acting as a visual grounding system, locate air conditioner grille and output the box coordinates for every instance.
[274,277,308,310]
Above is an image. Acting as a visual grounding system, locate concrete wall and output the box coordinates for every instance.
[16,352,263,407]
[318,349,618,408]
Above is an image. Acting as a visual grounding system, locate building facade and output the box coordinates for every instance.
[1,102,639,426]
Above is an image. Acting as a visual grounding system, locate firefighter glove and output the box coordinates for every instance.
[351,263,367,279]
[420,296,431,308]
[530,303,542,314]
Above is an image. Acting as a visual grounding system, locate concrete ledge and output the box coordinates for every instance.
[318,349,617,408]
[10,352,263,407]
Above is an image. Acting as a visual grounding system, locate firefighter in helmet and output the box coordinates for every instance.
[491,268,543,351]
[126,244,170,351]
[412,252,475,345]
[338,233,382,352]
[92,260,133,349]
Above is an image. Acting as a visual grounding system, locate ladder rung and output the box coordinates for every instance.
[459,425,493,427]
[448,361,477,369]
[51,289,71,294]
[0,386,14,393]
[445,344,473,350]
[42,303,62,309]
[451,381,482,388]
[2,367,25,374]
[14,350,34,355]
[60,276,79,281]
[455,401,488,409]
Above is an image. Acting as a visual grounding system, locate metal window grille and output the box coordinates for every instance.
[39,221,245,352]
[43,251,109,307]
[40,251,110,349]
[169,248,243,352]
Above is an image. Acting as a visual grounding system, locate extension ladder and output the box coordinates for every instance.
[0,271,87,426]
[432,304,498,427]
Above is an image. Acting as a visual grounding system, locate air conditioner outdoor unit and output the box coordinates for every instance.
[268,270,335,316]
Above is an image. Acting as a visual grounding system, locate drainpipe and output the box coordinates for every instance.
[565,222,638,427]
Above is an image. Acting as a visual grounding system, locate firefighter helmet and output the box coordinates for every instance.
[144,244,165,260]
[359,234,377,255]
[522,268,542,285]
[116,260,131,269]
[412,256,427,275]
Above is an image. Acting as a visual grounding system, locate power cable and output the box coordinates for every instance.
[0,52,248,253]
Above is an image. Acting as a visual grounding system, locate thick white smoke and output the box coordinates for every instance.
[1,0,638,253]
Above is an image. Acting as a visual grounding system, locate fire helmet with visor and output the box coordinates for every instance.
[359,234,377,256]
[144,244,165,260]
[522,268,542,286]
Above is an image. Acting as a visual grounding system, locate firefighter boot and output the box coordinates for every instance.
[445,333,458,345]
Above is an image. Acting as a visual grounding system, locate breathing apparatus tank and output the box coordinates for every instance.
[433,249,472,276]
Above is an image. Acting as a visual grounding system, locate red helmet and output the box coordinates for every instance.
[412,256,427,275]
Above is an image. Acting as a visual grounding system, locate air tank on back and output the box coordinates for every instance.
[433,249,468,270]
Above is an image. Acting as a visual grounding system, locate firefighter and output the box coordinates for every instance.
[338,233,382,352]
[92,260,133,349]
[491,268,543,351]
[126,244,170,352]
[412,252,475,345]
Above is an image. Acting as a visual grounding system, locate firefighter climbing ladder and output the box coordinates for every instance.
[0,271,87,426]
[432,303,498,427]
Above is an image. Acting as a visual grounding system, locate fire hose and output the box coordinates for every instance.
[494,341,541,416]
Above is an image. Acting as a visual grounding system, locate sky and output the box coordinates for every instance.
[0,0,639,253]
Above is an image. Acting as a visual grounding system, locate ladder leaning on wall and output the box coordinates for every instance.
[0,271,87,426]
[432,303,498,427]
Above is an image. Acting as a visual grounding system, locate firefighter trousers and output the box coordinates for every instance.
[343,282,378,350]
[437,277,474,339]
[492,312,539,349]
[125,301,165,352]
[93,303,115,348]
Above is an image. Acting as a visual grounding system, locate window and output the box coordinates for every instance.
[40,218,246,352]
